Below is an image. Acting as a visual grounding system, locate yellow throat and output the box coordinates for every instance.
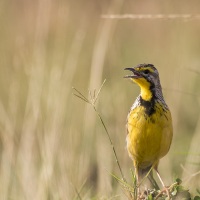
[132,77,153,101]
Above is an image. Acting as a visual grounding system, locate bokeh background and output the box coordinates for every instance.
[0,0,200,199]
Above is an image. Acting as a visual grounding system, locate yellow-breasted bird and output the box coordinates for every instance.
[124,64,173,192]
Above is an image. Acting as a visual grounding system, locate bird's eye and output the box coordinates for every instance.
[143,69,150,74]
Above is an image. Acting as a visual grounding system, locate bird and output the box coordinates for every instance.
[124,64,173,195]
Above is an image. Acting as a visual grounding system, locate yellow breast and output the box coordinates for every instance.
[126,102,173,169]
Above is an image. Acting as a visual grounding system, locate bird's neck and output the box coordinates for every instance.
[140,85,153,101]
[139,88,155,116]
[140,84,164,102]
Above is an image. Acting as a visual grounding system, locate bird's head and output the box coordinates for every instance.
[124,64,162,101]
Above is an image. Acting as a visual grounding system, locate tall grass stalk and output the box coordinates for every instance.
[73,80,125,182]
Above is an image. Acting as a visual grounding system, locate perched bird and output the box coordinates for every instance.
[124,64,173,193]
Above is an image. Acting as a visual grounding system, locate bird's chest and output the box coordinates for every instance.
[126,104,167,163]
[127,98,166,131]
[127,106,161,135]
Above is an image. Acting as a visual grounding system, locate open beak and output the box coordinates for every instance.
[124,68,142,79]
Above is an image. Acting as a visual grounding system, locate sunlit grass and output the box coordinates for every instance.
[0,0,200,199]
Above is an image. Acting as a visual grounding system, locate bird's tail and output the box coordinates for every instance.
[138,166,160,190]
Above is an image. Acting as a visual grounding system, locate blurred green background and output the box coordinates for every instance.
[0,0,200,199]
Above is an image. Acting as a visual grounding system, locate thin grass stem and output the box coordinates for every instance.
[73,80,126,182]
[70,182,82,200]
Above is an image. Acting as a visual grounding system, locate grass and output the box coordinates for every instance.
[0,0,200,199]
